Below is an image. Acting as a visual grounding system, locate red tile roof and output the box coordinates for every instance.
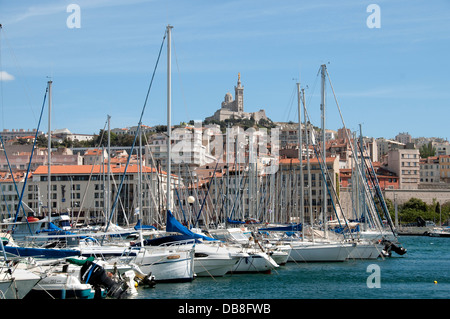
[33,164,165,176]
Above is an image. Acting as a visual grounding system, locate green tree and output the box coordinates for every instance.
[419,141,436,158]
[36,135,48,148]
[401,197,428,212]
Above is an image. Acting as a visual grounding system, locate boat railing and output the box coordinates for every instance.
[156,238,196,247]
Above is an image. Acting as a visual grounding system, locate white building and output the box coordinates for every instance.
[387,148,420,189]
[420,156,440,184]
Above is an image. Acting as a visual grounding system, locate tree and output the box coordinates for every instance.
[419,141,435,158]
[397,197,450,224]
[36,135,48,148]
[401,197,428,212]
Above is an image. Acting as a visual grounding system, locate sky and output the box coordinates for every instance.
[0,0,449,141]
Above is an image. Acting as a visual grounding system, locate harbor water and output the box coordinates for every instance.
[131,236,450,300]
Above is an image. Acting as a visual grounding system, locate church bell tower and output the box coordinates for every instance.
[234,73,244,112]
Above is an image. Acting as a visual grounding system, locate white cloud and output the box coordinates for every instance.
[0,71,15,81]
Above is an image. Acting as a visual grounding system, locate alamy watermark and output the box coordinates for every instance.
[366,264,381,288]
[366,4,381,29]
[66,4,81,29]
[170,122,280,175]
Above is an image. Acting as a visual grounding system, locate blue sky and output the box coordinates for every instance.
[0,0,449,141]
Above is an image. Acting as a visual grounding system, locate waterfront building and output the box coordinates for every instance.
[0,128,44,142]
[52,128,94,143]
[145,125,216,188]
[4,164,181,226]
[387,148,420,189]
[0,171,29,218]
[0,146,82,172]
[439,155,450,183]
[189,155,340,225]
[420,156,440,184]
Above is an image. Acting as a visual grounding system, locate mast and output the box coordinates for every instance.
[320,64,327,237]
[107,115,111,223]
[303,87,314,242]
[359,124,366,229]
[47,79,52,217]
[297,81,304,238]
[166,24,173,213]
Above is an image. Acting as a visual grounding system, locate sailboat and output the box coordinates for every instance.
[0,238,42,299]
[318,66,405,258]
[121,25,195,282]
[280,66,356,262]
[207,227,280,273]
[0,262,42,299]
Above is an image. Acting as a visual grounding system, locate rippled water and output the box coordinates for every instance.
[132,236,450,300]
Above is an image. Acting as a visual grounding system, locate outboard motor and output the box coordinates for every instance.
[79,260,129,299]
[390,242,407,255]
[381,239,407,257]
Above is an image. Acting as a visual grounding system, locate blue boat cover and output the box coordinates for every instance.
[166,210,217,241]
[259,223,302,232]
[3,245,81,258]
[226,217,245,224]
[134,219,157,230]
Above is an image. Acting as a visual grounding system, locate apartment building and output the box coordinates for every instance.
[191,155,340,225]
[145,128,217,187]
[387,148,420,189]
[439,155,450,183]
[376,138,405,160]
[420,156,440,184]
[7,164,182,226]
[0,146,82,172]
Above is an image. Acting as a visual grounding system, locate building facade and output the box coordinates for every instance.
[0,164,181,227]
[387,148,420,189]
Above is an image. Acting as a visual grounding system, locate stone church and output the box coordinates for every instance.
[205,73,268,122]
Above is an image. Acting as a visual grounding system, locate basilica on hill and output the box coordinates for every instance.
[205,73,268,123]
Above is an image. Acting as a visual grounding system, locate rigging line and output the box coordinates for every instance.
[312,142,353,240]
[325,69,386,234]
[193,145,224,228]
[306,71,319,110]
[12,84,48,234]
[73,118,108,227]
[171,32,190,122]
[103,29,166,240]
[284,84,297,122]
[0,88,46,218]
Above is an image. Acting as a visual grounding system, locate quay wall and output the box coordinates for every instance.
[339,188,450,213]
[383,189,450,205]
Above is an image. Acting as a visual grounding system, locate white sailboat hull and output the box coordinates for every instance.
[194,256,238,277]
[134,246,195,282]
[193,243,240,277]
[230,252,279,274]
[347,242,382,260]
[0,268,41,299]
[288,242,354,262]
[28,272,95,299]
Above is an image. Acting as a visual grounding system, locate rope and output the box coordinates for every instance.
[11,85,48,235]
[102,28,166,242]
